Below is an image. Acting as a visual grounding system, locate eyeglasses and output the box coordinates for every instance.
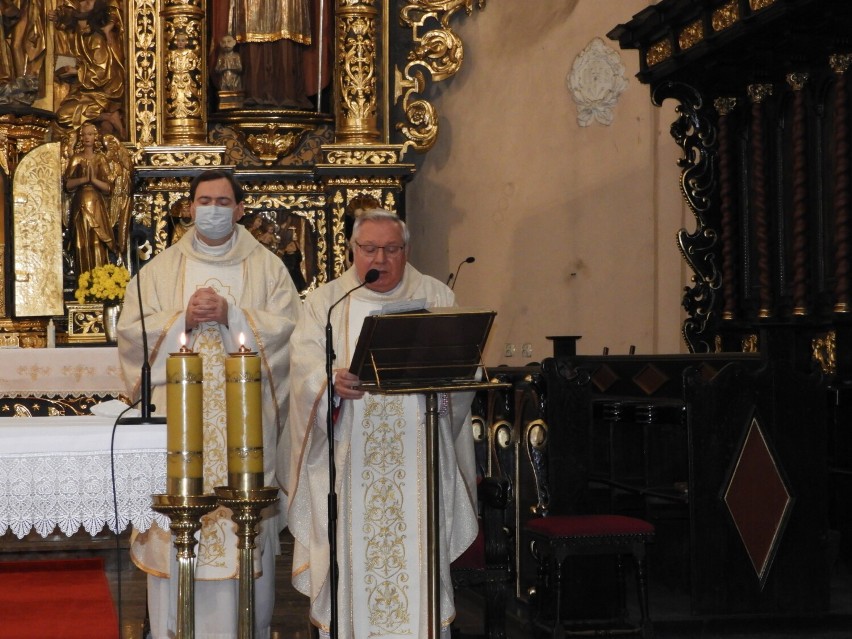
[355,242,405,257]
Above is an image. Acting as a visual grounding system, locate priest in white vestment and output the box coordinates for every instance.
[287,208,478,638]
[117,170,301,639]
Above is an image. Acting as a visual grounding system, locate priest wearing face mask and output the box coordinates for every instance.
[116,169,301,639]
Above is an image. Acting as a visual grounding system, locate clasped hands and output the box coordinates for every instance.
[186,286,228,330]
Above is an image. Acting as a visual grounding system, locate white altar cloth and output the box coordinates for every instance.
[0,416,168,538]
[0,346,125,397]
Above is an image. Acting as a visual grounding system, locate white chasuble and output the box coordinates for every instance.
[350,393,423,638]
[131,257,261,579]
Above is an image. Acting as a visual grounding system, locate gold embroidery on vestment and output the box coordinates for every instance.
[360,394,412,634]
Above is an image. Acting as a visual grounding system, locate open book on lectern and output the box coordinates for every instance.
[348,307,496,391]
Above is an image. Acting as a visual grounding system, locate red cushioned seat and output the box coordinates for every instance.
[527,514,655,538]
[525,514,655,639]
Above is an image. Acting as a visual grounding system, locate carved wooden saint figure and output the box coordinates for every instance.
[49,0,126,137]
[0,0,46,104]
[167,31,200,119]
[214,34,242,92]
[226,0,313,108]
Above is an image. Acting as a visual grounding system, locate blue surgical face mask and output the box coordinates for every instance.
[194,205,234,240]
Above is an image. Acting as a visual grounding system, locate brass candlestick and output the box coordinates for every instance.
[214,486,279,639]
[151,494,218,639]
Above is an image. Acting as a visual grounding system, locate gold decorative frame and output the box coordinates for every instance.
[66,303,106,343]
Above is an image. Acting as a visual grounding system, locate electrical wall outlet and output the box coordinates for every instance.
[504,343,516,357]
[522,343,533,358]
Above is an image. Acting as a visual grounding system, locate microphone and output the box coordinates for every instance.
[326,268,380,329]
[118,228,166,425]
[449,256,475,290]
[324,267,379,639]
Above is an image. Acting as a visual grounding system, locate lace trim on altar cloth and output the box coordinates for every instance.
[0,449,169,539]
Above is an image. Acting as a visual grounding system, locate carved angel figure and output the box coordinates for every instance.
[63,121,115,275]
[103,133,131,256]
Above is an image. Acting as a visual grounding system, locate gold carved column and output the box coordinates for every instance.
[161,0,207,145]
[334,0,381,143]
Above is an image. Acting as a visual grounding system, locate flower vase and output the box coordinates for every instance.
[103,303,121,343]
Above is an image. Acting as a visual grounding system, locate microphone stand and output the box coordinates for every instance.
[325,269,378,639]
[118,233,166,425]
[449,256,475,291]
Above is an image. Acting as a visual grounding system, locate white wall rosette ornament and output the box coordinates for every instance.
[567,37,628,127]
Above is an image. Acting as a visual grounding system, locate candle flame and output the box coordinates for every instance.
[239,332,245,347]
[180,332,186,347]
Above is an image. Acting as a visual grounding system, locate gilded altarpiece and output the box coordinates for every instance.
[0,0,486,342]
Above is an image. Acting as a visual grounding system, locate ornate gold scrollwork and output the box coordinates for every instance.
[742,333,759,353]
[748,83,774,104]
[244,124,309,165]
[13,142,63,317]
[524,419,548,451]
[750,0,777,11]
[812,331,836,377]
[714,96,737,116]
[471,415,485,442]
[524,418,549,516]
[131,0,159,145]
[323,145,401,165]
[335,0,380,144]
[396,0,486,153]
[142,146,224,167]
[161,1,207,145]
[491,419,513,450]
[679,20,704,51]
[712,0,740,31]
[646,38,673,67]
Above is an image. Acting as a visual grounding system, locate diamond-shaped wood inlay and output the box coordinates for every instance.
[591,364,619,392]
[632,364,669,395]
[724,417,792,583]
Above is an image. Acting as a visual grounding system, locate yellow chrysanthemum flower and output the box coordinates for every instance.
[74,264,131,304]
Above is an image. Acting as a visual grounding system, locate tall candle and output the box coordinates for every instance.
[166,339,204,496]
[225,337,263,491]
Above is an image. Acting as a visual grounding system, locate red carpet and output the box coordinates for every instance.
[0,558,118,639]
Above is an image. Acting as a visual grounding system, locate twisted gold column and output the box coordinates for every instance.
[787,73,810,317]
[161,0,207,145]
[748,83,774,319]
[832,54,852,313]
[715,96,738,321]
[334,0,380,144]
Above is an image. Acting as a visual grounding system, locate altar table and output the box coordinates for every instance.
[0,346,125,398]
[0,416,167,539]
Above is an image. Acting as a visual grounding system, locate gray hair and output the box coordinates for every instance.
[350,208,410,248]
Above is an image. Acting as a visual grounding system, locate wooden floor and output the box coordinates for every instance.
[106,531,317,639]
[10,527,852,638]
[2,527,502,639]
[104,530,500,639]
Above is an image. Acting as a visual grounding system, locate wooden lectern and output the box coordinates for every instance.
[349,308,509,639]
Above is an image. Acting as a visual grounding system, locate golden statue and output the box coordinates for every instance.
[167,197,193,246]
[49,0,126,137]
[103,133,132,256]
[166,31,200,119]
[0,0,46,105]
[63,122,115,275]
[224,0,313,108]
